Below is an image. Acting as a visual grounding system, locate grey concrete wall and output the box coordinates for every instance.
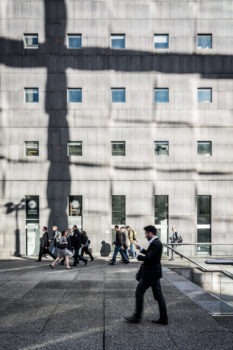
[1,0,233,256]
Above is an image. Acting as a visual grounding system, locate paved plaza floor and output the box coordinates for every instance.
[0,257,233,350]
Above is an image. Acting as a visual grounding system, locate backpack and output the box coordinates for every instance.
[177,234,183,243]
[132,230,137,241]
[81,233,88,245]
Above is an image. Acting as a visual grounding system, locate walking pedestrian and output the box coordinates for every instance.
[109,225,129,265]
[50,230,73,270]
[125,225,168,325]
[71,225,88,266]
[81,231,94,261]
[36,226,56,262]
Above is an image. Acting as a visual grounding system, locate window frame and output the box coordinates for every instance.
[111,34,126,49]
[67,34,82,49]
[197,195,212,255]
[67,88,82,103]
[24,88,39,103]
[197,141,212,156]
[154,141,169,156]
[112,195,126,225]
[111,88,126,103]
[24,141,39,156]
[154,34,169,49]
[111,141,126,156]
[197,34,212,49]
[23,34,39,49]
[67,141,83,156]
[154,88,169,103]
[197,88,212,103]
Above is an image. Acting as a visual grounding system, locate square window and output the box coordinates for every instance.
[67,34,82,49]
[111,88,125,103]
[197,34,212,49]
[67,142,82,156]
[23,34,39,49]
[67,88,82,103]
[197,141,212,156]
[112,141,125,156]
[111,34,125,49]
[154,34,169,49]
[154,88,169,103]
[154,141,169,155]
[25,141,39,156]
[25,88,39,103]
[198,88,212,103]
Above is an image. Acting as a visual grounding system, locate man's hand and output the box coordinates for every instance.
[135,244,141,250]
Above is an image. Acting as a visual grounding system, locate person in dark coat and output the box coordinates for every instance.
[36,226,56,262]
[125,225,168,325]
[71,225,87,266]
[109,225,129,265]
[81,231,94,261]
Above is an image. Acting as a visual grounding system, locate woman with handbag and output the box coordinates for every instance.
[49,230,73,270]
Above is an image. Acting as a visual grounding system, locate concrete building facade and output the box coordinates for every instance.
[1,0,233,257]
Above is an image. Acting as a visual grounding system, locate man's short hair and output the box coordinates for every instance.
[144,225,157,235]
[73,225,77,229]
[43,226,48,231]
[114,225,119,229]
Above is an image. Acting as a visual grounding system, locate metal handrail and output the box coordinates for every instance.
[163,243,233,280]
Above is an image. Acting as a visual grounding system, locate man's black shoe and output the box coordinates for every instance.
[84,260,88,266]
[151,318,168,325]
[109,262,115,265]
[125,316,141,324]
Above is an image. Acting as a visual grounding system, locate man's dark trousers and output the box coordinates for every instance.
[135,279,168,321]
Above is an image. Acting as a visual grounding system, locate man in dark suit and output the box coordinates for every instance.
[36,226,56,262]
[71,225,87,266]
[125,225,168,325]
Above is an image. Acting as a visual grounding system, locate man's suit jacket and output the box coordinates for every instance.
[137,237,163,282]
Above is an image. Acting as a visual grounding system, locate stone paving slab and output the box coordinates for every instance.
[0,257,233,350]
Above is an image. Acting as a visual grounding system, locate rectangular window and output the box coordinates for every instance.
[67,142,82,156]
[111,88,126,103]
[112,141,125,156]
[112,195,125,225]
[155,141,169,156]
[69,196,82,216]
[198,88,212,103]
[154,88,169,103]
[23,34,39,49]
[25,141,39,156]
[197,34,212,49]
[197,195,211,255]
[67,34,82,49]
[25,88,39,103]
[197,141,212,156]
[154,195,168,241]
[154,34,169,49]
[67,88,82,103]
[111,34,125,49]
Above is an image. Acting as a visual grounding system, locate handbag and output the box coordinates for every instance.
[135,264,144,281]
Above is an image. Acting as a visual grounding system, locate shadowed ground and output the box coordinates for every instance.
[0,257,232,350]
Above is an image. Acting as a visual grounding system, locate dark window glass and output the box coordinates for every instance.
[112,141,125,156]
[112,195,125,225]
[197,195,211,225]
[155,195,168,225]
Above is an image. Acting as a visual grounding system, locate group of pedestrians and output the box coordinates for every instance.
[109,225,138,265]
[36,225,94,270]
